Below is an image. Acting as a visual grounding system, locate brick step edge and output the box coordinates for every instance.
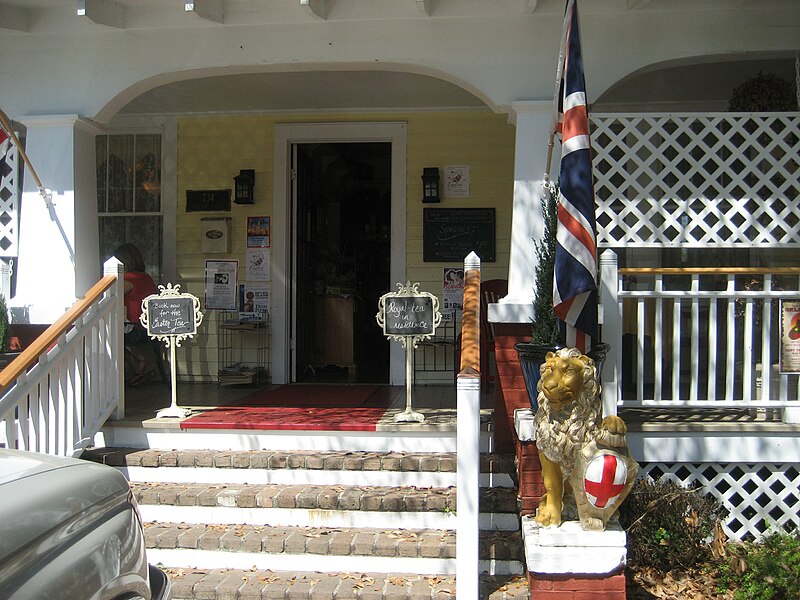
[145,522,524,562]
[82,448,515,475]
[163,567,530,600]
[131,482,518,514]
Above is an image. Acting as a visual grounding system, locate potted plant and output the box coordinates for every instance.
[515,182,608,410]
[515,182,561,410]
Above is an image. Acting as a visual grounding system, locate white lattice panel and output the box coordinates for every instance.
[0,136,18,257]
[591,113,800,247]
[640,462,800,541]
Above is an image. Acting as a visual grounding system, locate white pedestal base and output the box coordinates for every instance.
[395,409,425,423]
[157,405,192,419]
[522,515,627,575]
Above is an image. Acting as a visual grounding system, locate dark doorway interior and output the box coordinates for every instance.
[294,142,391,383]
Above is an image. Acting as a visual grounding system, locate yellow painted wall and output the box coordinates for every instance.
[175,110,515,380]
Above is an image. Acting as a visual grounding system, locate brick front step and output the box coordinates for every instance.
[132,482,520,531]
[145,522,523,561]
[165,567,530,600]
[84,447,526,594]
[145,523,524,576]
[82,448,515,486]
[130,481,516,513]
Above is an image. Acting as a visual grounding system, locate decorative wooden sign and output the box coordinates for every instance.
[423,208,496,262]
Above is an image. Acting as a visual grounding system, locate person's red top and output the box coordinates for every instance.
[124,271,157,324]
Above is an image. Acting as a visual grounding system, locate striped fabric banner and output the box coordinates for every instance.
[553,0,598,352]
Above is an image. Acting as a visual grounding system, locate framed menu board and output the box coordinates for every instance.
[423,208,495,262]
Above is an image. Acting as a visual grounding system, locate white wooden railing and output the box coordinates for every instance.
[601,250,800,415]
[0,258,125,457]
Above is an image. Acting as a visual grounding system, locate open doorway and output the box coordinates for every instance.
[293,142,391,383]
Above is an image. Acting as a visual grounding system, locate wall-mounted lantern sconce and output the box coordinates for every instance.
[422,167,440,203]
[233,169,255,204]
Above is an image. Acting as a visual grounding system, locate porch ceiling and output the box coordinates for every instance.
[116,70,488,115]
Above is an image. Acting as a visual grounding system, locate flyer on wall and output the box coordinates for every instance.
[247,216,271,248]
[442,267,464,319]
[204,260,239,310]
[444,165,470,198]
[246,247,270,281]
[239,282,270,321]
[780,299,800,373]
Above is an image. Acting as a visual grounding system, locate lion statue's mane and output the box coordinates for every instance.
[534,347,601,477]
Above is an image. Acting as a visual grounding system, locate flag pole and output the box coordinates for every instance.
[544,0,575,183]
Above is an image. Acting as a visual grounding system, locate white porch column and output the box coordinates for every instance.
[489,101,553,325]
[12,115,103,324]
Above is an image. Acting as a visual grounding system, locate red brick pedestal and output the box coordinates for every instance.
[491,323,533,454]
[528,571,627,600]
[515,434,543,516]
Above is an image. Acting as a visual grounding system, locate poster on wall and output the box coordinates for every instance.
[442,267,464,319]
[247,216,271,248]
[240,282,270,321]
[246,247,270,281]
[444,165,470,198]
[780,299,800,373]
[204,260,239,310]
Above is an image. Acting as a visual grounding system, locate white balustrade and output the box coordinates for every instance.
[0,258,125,457]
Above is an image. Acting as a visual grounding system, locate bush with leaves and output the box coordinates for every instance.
[728,72,795,112]
[530,182,561,345]
[619,476,726,573]
[718,526,800,600]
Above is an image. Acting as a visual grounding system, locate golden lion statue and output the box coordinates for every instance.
[534,347,638,531]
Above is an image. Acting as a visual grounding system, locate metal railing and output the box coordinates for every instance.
[601,250,800,413]
[0,258,125,456]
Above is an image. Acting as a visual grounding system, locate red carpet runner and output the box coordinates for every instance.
[179,385,391,432]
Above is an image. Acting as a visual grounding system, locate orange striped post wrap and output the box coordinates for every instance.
[459,265,481,375]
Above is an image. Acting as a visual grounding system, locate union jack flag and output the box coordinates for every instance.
[553,0,597,352]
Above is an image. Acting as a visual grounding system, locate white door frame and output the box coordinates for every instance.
[272,122,407,385]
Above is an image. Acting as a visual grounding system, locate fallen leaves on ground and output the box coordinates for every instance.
[627,566,735,599]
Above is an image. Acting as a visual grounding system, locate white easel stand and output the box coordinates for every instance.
[395,341,425,423]
[156,340,191,419]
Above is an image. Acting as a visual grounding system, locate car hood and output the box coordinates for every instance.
[0,450,132,566]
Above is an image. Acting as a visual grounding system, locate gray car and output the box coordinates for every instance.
[0,449,171,600]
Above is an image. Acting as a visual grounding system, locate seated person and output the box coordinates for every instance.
[114,244,158,385]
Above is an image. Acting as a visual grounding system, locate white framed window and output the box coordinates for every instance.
[96,132,163,281]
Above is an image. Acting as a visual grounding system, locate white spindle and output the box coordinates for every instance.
[743,297,754,400]
[725,275,736,399]
[690,274,700,402]
[654,279,664,403]
[708,294,718,401]
[672,296,681,400]
[761,275,773,401]
[637,297,646,403]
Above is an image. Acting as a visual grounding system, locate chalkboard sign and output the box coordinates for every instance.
[145,297,197,336]
[423,208,495,262]
[382,296,435,336]
[186,189,231,212]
